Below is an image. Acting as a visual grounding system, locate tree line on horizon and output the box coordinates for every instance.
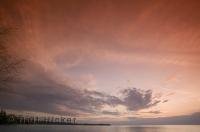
[0,109,77,125]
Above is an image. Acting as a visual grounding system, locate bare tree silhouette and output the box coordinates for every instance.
[0,27,24,88]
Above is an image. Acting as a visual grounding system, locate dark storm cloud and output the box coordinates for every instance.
[122,88,160,111]
[0,61,161,115]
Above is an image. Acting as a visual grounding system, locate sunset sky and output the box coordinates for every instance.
[0,0,200,124]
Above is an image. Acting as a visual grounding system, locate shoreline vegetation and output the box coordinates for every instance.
[0,109,111,126]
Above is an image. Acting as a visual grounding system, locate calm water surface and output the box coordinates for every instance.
[0,125,200,132]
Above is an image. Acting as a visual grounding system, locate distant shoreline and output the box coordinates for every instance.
[0,123,111,126]
[0,109,111,126]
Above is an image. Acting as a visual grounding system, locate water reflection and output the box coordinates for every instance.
[0,125,200,132]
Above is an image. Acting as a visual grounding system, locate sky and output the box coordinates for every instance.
[0,0,200,124]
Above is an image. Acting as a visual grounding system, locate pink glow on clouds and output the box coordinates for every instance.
[0,0,200,120]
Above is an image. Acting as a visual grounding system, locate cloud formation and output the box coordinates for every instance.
[0,61,161,116]
[122,88,160,111]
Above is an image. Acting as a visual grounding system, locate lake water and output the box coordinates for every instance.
[0,125,200,132]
